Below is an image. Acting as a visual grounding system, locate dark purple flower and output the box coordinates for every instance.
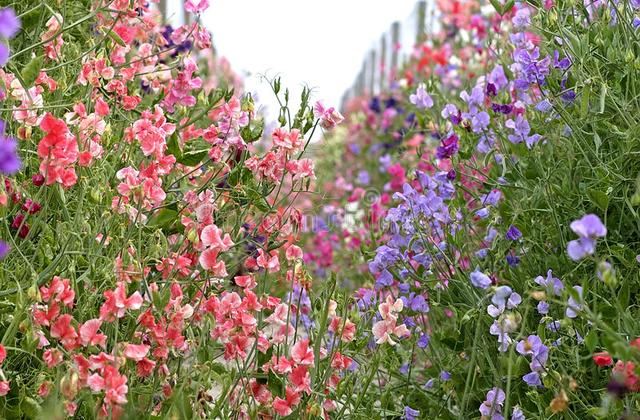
[441,103,461,124]
[506,225,522,241]
[446,169,456,180]
[436,133,459,159]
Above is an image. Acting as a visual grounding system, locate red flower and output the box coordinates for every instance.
[593,351,613,367]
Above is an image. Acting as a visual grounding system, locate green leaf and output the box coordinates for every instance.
[147,208,178,229]
[21,55,44,87]
[587,189,609,211]
[178,150,208,166]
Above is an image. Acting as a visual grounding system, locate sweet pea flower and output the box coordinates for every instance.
[534,269,564,296]
[565,285,583,318]
[567,214,606,261]
[409,83,433,109]
[479,387,505,419]
[470,269,492,289]
[403,406,420,420]
[487,286,522,317]
[185,0,210,13]
[314,101,344,130]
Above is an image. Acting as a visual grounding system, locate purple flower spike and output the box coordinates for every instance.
[0,240,9,260]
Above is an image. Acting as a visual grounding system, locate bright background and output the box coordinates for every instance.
[191,0,418,118]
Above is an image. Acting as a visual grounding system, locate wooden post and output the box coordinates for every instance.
[391,21,400,81]
[380,34,387,92]
[416,1,427,44]
[159,0,167,22]
[369,49,376,95]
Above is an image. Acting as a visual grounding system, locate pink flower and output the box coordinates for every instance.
[272,387,301,416]
[291,339,314,365]
[38,114,79,188]
[43,348,63,368]
[123,343,150,361]
[200,224,234,252]
[0,381,9,396]
[285,245,303,261]
[185,0,210,13]
[50,314,79,350]
[87,365,128,405]
[99,282,144,321]
[372,318,410,346]
[257,249,280,273]
[0,344,6,364]
[314,101,344,130]
[79,319,107,348]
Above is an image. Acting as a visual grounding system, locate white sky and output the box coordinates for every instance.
[197,0,419,118]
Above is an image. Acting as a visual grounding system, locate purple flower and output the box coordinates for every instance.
[517,336,549,381]
[512,8,531,28]
[534,270,564,295]
[634,17,640,29]
[471,111,490,133]
[553,50,571,70]
[409,83,433,109]
[403,406,420,420]
[511,406,526,420]
[547,320,561,332]
[570,214,607,238]
[0,8,20,39]
[505,225,522,241]
[506,253,520,267]
[565,285,583,318]
[441,103,461,124]
[567,214,606,261]
[424,378,435,389]
[440,370,451,381]
[535,99,553,113]
[0,130,21,175]
[357,170,370,185]
[537,301,549,315]
[490,319,517,352]
[461,86,484,110]
[488,65,509,91]
[488,286,522,317]
[522,371,541,387]
[479,387,506,418]
[0,240,9,260]
[436,133,459,159]
[505,115,542,148]
[470,269,492,289]
[417,333,430,349]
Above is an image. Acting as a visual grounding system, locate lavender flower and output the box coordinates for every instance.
[505,115,542,148]
[470,269,492,289]
[567,214,607,261]
[487,286,522,317]
[417,333,430,349]
[0,126,21,175]
[516,335,549,386]
[511,406,526,420]
[534,270,564,296]
[441,103,461,124]
[537,301,549,315]
[565,285,583,318]
[512,8,531,28]
[479,387,506,419]
[409,83,433,109]
[0,240,9,260]
[0,8,20,39]
[403,406,420,420]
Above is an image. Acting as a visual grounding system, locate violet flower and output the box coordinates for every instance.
[565,285,583,318]
[0,122,20,175]
[505,225,522,241]
[487,286,522,317]
[479,387,506,419]
[409,83,433,109]
[470,269,492,289]
[566,214,606,261]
